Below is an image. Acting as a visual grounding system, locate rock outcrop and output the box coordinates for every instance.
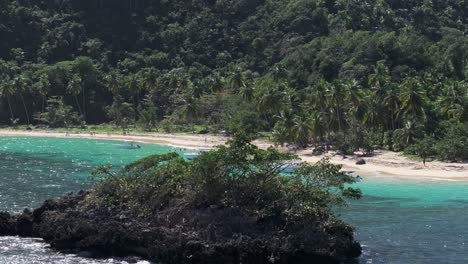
[0,191,361,264]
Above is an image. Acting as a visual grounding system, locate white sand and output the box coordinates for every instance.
[0,130,467,181]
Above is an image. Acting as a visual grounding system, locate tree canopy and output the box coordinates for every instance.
[0,0,467,160]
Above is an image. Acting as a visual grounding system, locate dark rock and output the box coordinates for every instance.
[0,212,16,235]
[355,159,366,165]
[1,191,361,264]
[16,209,34,237]
[77,251,94,258]
[125,256,144,263]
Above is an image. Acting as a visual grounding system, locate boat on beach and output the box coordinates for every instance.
[279,164,302,174]
[183,148,212,160]
[113,142,141,149]
[184,152,200,160]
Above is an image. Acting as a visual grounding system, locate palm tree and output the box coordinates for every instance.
[399,78,428,122]
[143,68,158,92]
[67,75,84,117]
[180,95,199,132]
[205,73,225,94]
[291,114,313,148]
[272,110,295,146]
[36,74,51,112]
[104,72,122,95]
[239,85,254,102]
[368,62,391,91]
[326,80,347,135]
[12,76,30,125]
[437,80,467,121]
[307,80,330,144]
[402,120,425,145]
[363,95,382,133]
[257,81,289,116]
[0,77,15,123]
[126,74,143,121]
[229,68,245,92]
[344,80,367,142]
[382,83,401,130]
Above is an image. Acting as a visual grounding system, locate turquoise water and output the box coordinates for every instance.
[0,137,181,212]
[0,136,180,263]
[342,178,468,264]
[0,136,467,263]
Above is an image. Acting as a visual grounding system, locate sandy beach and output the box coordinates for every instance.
[0,130,467,181]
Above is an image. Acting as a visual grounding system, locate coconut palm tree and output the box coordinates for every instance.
[363,95,381,133]
[239,85,255,102]
[143,68,158,92]
[326,80,347,135]
[399,78,428,122]
[272,110,295,146]
[205,72,225,94]
[35,74,51,112]
[180,95,199,132]
[307,80,331,143]
[104,71,122,95]
[12,76,30,125]
[368,62,390,91]
[229,68,245,92]
[257,81,289,116]
[291,114,313,148]
[67,74,84,117]
[126,73,143,121]
[344,80,367,141]
[382,83,401,130]
[309,110,327,144]
[0,76,15,123]
[437,80,467,121]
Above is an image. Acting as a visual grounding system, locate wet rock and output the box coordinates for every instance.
[1,191,361,264]
[355,159,366,165]
[16,209,34,237]
[0,212,16,236]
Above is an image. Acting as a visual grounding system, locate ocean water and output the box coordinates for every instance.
[342,178,468,264]
[0,136,466,263]
[0,136,180,263]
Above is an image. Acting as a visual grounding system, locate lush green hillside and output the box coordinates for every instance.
[0,0,467,159]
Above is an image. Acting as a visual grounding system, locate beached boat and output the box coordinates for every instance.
[183,148,212,160]
[279,164,302,174]
[113,142,141,149]
[184,152,200,160]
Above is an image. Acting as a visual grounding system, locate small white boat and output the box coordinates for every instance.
[183,148,212,160]
[279,164,302,174]
[353,175,363,182]
[184,152,200,160]
[113,143,141,149]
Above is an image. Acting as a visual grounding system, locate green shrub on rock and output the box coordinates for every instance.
[78,135,362,263]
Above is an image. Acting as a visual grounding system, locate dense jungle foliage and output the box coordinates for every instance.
[0,0,467,160]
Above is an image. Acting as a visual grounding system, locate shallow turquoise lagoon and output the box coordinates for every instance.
[0,136,179,264]
[0,136,182,212]
[0,136,467,263]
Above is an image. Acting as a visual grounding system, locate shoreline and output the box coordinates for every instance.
[0,129,467,181]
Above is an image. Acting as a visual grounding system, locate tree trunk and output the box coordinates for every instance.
[6,96,14,122]
[42,95,46,112]
[74,95,83,116]
[82,86,86,121]
[133,93,138,121]
[20,94,30,125]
